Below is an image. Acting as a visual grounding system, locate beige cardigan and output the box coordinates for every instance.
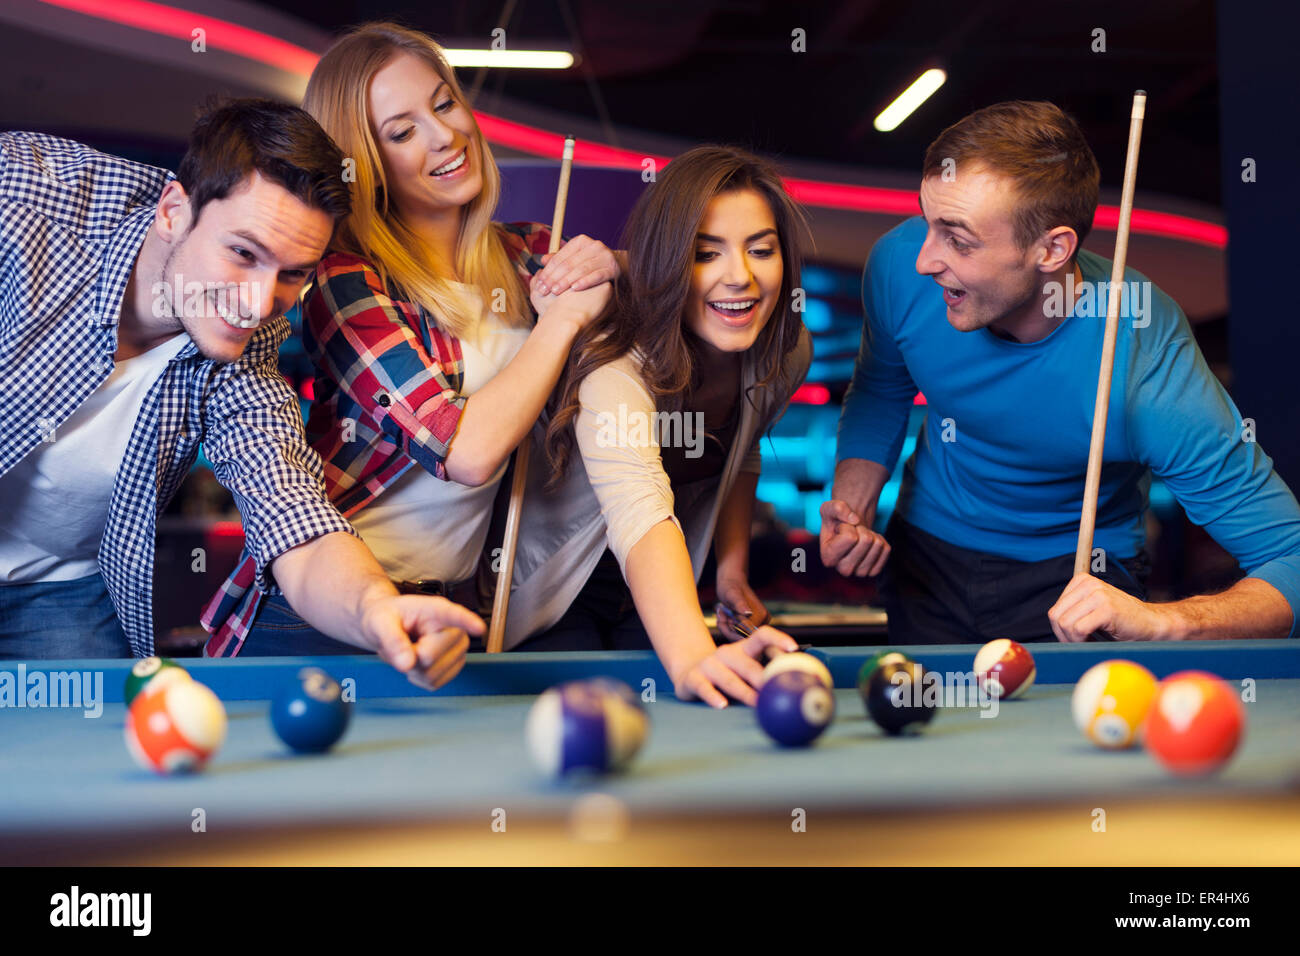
[503,327,812,649]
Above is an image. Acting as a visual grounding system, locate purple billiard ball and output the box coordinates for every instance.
[525,679,648,777]
[756,670,835,747]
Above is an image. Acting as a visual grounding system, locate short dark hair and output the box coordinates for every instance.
[176,98,351,225]
[922,100,1100,252]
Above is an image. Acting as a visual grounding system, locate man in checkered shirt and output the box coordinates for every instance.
[0,99,480,688]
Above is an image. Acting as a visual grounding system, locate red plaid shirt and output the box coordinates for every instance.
[202,221,552,655]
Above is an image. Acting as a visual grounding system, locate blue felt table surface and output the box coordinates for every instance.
[0,645,1296,834]
[2,641,1297,703]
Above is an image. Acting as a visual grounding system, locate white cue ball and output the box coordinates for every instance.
[762,651,833,690]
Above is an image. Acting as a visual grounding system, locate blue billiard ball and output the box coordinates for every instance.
[270,667,351,753]
[756,670,835,747]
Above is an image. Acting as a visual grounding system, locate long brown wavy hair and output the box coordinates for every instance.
[544,145,810,486]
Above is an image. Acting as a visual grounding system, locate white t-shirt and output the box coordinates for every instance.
[0,332,191,583]
[350,287,529,583]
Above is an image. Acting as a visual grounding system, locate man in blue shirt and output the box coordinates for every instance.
[0,100,481,683]
[822,100,1300,643]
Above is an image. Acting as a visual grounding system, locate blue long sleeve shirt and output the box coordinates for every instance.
[837,216,1300,637]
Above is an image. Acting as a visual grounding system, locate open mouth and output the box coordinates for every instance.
[707,298,758,326]
[430,150,467,177]
[941,285,967,307]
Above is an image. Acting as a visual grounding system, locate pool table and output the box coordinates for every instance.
[2,641,1297,865]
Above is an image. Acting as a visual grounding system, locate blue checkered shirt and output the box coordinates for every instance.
[0,132,353,656]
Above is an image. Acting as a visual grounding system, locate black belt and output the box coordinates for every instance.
[395,577,480,610]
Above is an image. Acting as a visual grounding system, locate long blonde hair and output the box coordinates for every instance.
[303,21,527,337]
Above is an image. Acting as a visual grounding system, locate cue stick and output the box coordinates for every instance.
[486,134,575,653]
[1074,91,1146,576]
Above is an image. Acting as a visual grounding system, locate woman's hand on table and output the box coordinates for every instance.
[672,626,798,709]
[360,595,484,690]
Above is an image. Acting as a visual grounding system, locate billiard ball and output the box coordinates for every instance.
[123,657,188,707]
[1071,659,1157,749]
[124,678,226,774]
[856,649,910,696]
[863,660,935,738]
[270,667,352,753]
[864,659,936,735]
[973,639,1036,700]
[1145,671,1245,775]
[756,670,835,747]
[526,679,648,777]
[762,651,833,690]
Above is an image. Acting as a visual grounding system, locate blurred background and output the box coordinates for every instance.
[1,0,1291,640]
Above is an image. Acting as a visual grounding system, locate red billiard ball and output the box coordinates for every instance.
[973,639,1036,700]
[1145,671,1245,775]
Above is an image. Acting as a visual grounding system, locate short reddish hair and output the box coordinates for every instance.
[922,101,1100,253]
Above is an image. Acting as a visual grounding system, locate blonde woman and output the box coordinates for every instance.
[203,22,617,656]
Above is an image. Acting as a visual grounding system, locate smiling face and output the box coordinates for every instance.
[368,51,483,234]
[155,172,332,364]
[916,164,1047,336]
[686,188,784,354]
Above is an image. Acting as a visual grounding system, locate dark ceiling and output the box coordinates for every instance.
[257,0,1222,204]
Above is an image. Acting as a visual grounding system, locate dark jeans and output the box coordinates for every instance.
[878,516,1150,645]
[236,592,359,656]
[0,573,130,659]
[514,549,652,652]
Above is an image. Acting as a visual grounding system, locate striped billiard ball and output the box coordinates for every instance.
[856,649,910,698]
[526,679,649,777]
[1071,660,1158,749]
[123,657,189,708]
[973,639,1036,700]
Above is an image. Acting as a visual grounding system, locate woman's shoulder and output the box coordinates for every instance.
[578,350,652,407]
[315,249,381,280]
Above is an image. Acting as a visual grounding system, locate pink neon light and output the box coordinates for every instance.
[791,383,831,405]
[41,0,1229,249]
[40,0,319,74]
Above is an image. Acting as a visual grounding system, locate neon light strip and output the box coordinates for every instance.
[444,50,573,69]
[41,0,320,74]
[874,68,947,132]
[39,0,1228,249]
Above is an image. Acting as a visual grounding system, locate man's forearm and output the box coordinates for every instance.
[1163,577,1293,640]
[270,532,399,649]
[831,458,893,523]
